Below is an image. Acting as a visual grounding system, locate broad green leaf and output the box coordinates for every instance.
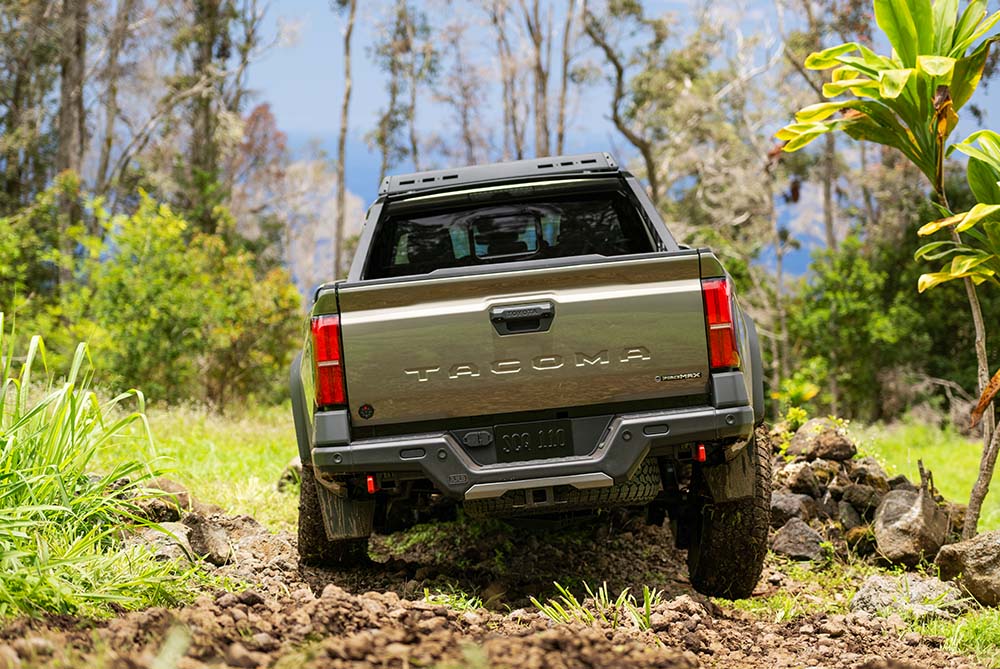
[919,212,965,235]
[917,55,956,81]
[951,37,997,110]
[784,126,834,152]
[922,204,1000,235]
[795,102,852,123]
[918,271,957,291]
[805,43,861,69]
[823,78,881,97]
[911,0,935,55]
[878,69,914,97]
[933,0,959,53]
[832,66,862,82]
[875,0,920,66]
[967,157,1000,204]
[950,253,994,275]
[952,10,1000,57]
[914,240,958,260]
[953,0,988,52]
[956,203,1000,231]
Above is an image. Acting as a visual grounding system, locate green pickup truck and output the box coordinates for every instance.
[290,153,771,598]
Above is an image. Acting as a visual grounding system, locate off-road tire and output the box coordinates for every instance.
[686,425,772,599]
[297,464,371,567]
[464,456,662,518]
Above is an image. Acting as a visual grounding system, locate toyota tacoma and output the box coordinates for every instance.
[290,152,772,598]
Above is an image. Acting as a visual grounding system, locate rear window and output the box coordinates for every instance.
[365,191,654,279]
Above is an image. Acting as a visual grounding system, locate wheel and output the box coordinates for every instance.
[686,425,772,599]
[298,463,371,567]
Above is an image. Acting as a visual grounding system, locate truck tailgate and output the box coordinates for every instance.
[337,252,709,427]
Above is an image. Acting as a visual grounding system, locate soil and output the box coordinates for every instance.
[0,512,986,669]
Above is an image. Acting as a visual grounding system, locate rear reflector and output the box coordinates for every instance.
[701,278,740,370]
[366,474,378,494]
[311,315,347,407]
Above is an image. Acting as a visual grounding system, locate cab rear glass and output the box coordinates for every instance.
[364,191,655,280]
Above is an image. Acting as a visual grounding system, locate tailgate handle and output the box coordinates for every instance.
[489,302,555,335]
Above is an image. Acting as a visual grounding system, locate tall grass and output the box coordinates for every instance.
[0,316,195,618]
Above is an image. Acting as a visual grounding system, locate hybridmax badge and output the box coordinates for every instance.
[655,372,703,382]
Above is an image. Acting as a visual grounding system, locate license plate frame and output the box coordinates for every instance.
[494,419,574,463]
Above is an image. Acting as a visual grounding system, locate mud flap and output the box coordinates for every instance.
[700,439,756,503]
[315,478,375,540]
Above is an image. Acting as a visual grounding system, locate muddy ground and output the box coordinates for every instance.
[0,512,986,669]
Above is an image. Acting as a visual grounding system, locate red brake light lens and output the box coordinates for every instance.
[702,278,740,370]
[311,315,346,407]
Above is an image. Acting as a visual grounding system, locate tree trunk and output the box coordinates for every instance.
[490,2,524,160]
[555,0,576,155]
[334,0,357,279]
[928,183,996,538]
[522,0,550,157]
[404,4,422,171]
[96,0,136,195]
[582,9,660,204]
[56,0,87,285]
[56,0,86,177]
[190,0,223,234]
[822,132,837,251]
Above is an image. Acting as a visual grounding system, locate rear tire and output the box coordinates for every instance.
[686,425,772,599]
[298,464,371,567]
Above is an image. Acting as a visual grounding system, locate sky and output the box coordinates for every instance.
[247,0,1000,277]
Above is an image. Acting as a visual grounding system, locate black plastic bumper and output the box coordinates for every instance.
[312,403,754,500]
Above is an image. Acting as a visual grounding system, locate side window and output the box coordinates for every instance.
[393,232,410,264]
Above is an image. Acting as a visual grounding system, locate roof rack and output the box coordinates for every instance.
[379,152,619,197]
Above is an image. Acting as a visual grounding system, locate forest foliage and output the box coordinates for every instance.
[0,0,998,423]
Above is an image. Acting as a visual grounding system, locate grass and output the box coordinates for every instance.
[530,581,664,631]
[0,322,203,618]
[855,418,1000,530]
[423,585,484,611]
[719,555,880,622]
[94,403,299,532]
[914,608,1000,668]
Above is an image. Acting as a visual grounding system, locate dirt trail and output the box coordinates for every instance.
[0,514,985,669]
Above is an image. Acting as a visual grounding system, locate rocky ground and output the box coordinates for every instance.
[1,418,996,668]
[0,510,987,669]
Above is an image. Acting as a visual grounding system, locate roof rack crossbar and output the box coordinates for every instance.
[379,152,619,196]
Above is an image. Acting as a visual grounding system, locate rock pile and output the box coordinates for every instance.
[768,418,961,567]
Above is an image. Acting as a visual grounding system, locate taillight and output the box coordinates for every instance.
[311,315,346,407]
[702,277,740,370]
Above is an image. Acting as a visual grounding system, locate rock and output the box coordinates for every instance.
[818,616,846,638]
[809,459,841,486]
[787,418,857,461]
[936,530,1000,606]
[845,525,875,555]
[133,478,194,523]
[770,490,816,528]
[850,574,969,619]
[771,518,824,561]
[888,474,918,492]
[135,522,193,562]
[775,462,821,498]
[843,484,883,518]
[838,500,863,530]
[848,458,891,493]
[277,456,302,492]
[225,642,261,668]
[183,513,233,566]
[816,490,838,519]
[873,489,948,567]
[10,638,52,658]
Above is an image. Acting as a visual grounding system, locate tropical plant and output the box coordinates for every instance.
[777,0,1000,537]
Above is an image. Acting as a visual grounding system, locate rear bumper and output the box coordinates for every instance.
[311,403,754,500]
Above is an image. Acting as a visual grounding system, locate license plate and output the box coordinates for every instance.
[495,419,574,463]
